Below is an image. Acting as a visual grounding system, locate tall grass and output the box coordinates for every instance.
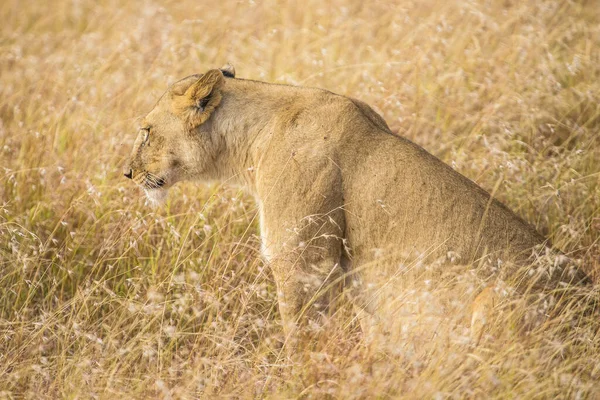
[1,0,599,397]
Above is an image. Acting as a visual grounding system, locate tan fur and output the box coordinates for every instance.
[171,69,224,128]
[125,67,590,344]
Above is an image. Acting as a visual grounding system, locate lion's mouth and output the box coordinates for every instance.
[133,171,166,190]
[144,174,166,189]
[143,173,168,206]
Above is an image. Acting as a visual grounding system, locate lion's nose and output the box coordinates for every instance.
[123,167,133,179]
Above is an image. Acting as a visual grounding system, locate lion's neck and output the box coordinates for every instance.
[209,80,295,193]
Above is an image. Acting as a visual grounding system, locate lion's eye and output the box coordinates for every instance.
[140,128,150,144]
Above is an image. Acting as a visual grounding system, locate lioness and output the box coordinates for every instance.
[124,65,589,344]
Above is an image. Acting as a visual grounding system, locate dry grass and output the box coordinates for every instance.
[1,0,600,398]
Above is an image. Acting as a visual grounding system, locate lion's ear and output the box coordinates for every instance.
[173,69,225,128]
[220,63,235,78]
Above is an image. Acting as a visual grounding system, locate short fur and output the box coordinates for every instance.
[125,66,589,343]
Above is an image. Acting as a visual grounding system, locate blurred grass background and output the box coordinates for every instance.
[1,0,599,398]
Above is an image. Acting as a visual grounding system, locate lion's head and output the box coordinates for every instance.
[123,65,235,204]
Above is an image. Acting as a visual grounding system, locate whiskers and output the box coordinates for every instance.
[144,172,165,189]
[133,171,168,207]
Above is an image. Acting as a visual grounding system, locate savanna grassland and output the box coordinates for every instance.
[1,0,600,398]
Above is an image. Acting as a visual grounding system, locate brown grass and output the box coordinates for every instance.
[1,0,600,398]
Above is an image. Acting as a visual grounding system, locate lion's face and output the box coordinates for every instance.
[124,104,189,204]
[124,69,229,204]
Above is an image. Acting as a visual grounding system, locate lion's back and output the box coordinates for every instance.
[337,125,545,265]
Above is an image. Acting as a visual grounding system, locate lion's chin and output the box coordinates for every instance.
[144,188,168,207]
